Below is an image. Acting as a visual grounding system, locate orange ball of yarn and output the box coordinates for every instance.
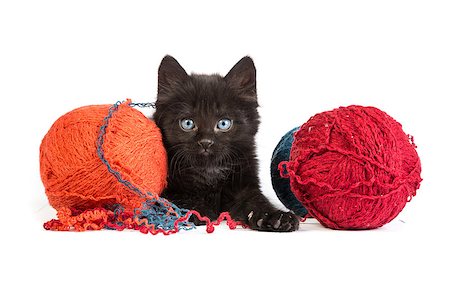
[40,101,167,211]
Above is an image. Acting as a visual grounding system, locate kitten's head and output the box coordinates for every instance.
[154,55,260,167]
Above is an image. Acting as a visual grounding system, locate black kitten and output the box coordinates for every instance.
[153,55,299,232]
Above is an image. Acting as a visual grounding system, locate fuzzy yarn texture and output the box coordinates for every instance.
[281,105,422,230]
[40,101,168,211]
[271,127,308,217]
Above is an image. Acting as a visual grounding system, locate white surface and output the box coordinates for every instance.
[1,1,449,299]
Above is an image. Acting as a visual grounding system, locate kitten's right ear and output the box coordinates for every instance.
[158,55,189,94]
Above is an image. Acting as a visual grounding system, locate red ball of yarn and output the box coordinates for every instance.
[283,105,422,230]
[40,102,168,212]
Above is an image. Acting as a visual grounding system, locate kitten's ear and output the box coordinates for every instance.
[224,56,257,100]
[158,55,189,94]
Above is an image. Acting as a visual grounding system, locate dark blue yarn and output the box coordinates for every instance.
[270,127,308,217]
[97,101,195,231]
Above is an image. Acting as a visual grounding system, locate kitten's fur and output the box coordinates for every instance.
[154,55,299,232]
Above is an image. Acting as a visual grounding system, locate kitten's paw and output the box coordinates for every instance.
[247,210,299,232]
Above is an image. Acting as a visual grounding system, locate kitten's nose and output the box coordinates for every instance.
[198,139,214,150]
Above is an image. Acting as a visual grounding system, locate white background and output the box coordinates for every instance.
[1,0,449,299]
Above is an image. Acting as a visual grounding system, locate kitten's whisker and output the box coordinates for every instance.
[168,145,197,179]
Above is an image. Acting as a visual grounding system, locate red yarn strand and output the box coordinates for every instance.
[44,207,245,235]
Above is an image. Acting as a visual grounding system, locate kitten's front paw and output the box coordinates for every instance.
[247,210,299,232]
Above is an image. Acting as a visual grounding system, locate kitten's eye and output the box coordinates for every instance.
[216,118,233,131]
[180,119,196,131]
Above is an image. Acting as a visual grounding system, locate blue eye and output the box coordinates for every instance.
[180,119,196,131]
[217,118,233,131]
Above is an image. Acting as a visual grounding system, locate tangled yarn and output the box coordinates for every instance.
[41,100,242,234]
[281,105,422,230]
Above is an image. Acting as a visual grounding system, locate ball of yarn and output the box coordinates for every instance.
[40,102,167,212]
[271,127,308,217]
[282,105,422,230]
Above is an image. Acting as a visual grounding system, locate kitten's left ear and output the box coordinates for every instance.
[158,55,189,95]
[224,56,257,100]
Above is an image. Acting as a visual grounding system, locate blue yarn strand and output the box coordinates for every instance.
[97,100,195,232]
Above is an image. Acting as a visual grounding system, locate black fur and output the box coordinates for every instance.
[153,55,299,232]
